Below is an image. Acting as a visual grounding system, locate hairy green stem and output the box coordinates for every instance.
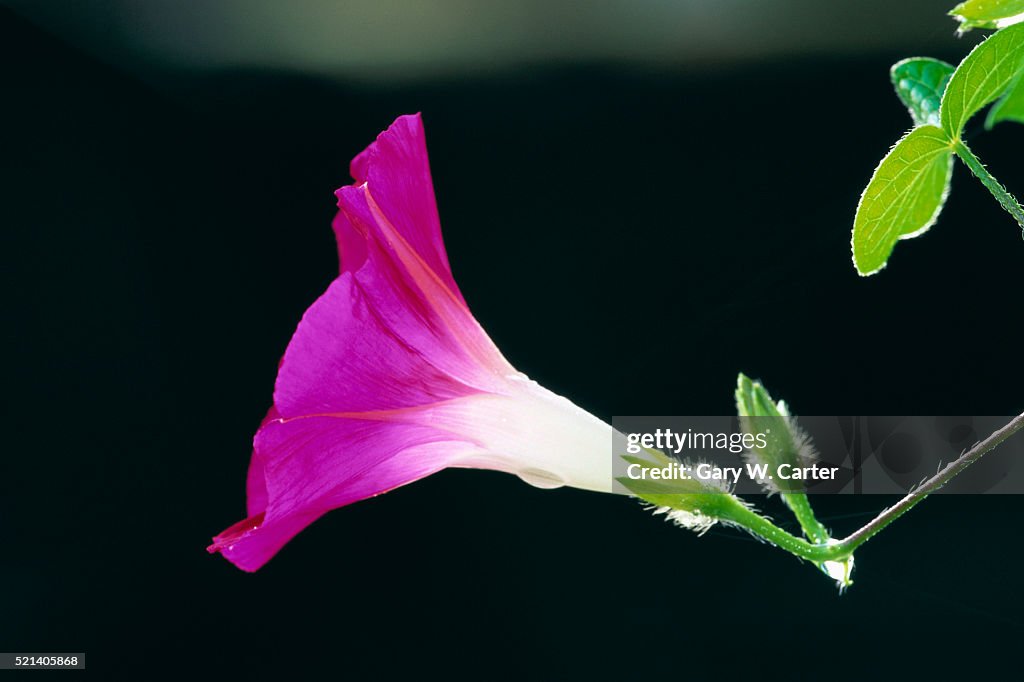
[716,412,1024,564]
[782,492,830,544]
[954,140,1024,234]
[832,410,1024,556]
[721,502,839,563]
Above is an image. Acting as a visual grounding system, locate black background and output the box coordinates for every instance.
[5,6,1023,679]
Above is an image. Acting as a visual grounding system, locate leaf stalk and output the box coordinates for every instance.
[954,140,1024,234]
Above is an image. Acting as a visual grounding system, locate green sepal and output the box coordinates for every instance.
[618,453,747,525]
[735,373,807,480]
[735,374,832,550]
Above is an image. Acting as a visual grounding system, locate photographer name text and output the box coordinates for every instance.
[624,461,839,483]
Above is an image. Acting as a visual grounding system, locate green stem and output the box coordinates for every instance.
[831,410,1024,556]
[721,501,840,563]
[954,140,1024,234]
[714,411,1024,564]
[782,492,830,544]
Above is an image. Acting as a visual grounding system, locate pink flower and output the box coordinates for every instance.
[209,114,614,571]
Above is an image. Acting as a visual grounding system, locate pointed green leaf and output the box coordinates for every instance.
[852,126,954,276]
[950,0,1024,31]
[940,23,1024,137]
[891,58,956,127]
[986,73,1024,126]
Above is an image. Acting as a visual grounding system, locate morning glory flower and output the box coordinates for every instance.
[209,114,615,571]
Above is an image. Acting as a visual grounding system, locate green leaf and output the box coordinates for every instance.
[986,73,1024,126]
[891,58,956,127]
[852,126,954,276]
[950,0,1024,31]
[940,23,1024,137]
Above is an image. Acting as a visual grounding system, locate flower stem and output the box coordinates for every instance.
[831,410,1024,556]
[954,140,1024,235]
[721,501,839,563]
[715,411,1024,564]
[782,492,830,544]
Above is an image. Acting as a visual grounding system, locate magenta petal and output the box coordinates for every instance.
[272,270,488,418]
[276,176,510,417]
[331,203,368,274]
[211,413,470,571]
[245,454,268,519]
[344,114,465,305]
[211,114,570,572]
[244,406,279,516]
[207,511,312,574]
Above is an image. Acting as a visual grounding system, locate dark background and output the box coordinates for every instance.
[4,3,1023,679]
